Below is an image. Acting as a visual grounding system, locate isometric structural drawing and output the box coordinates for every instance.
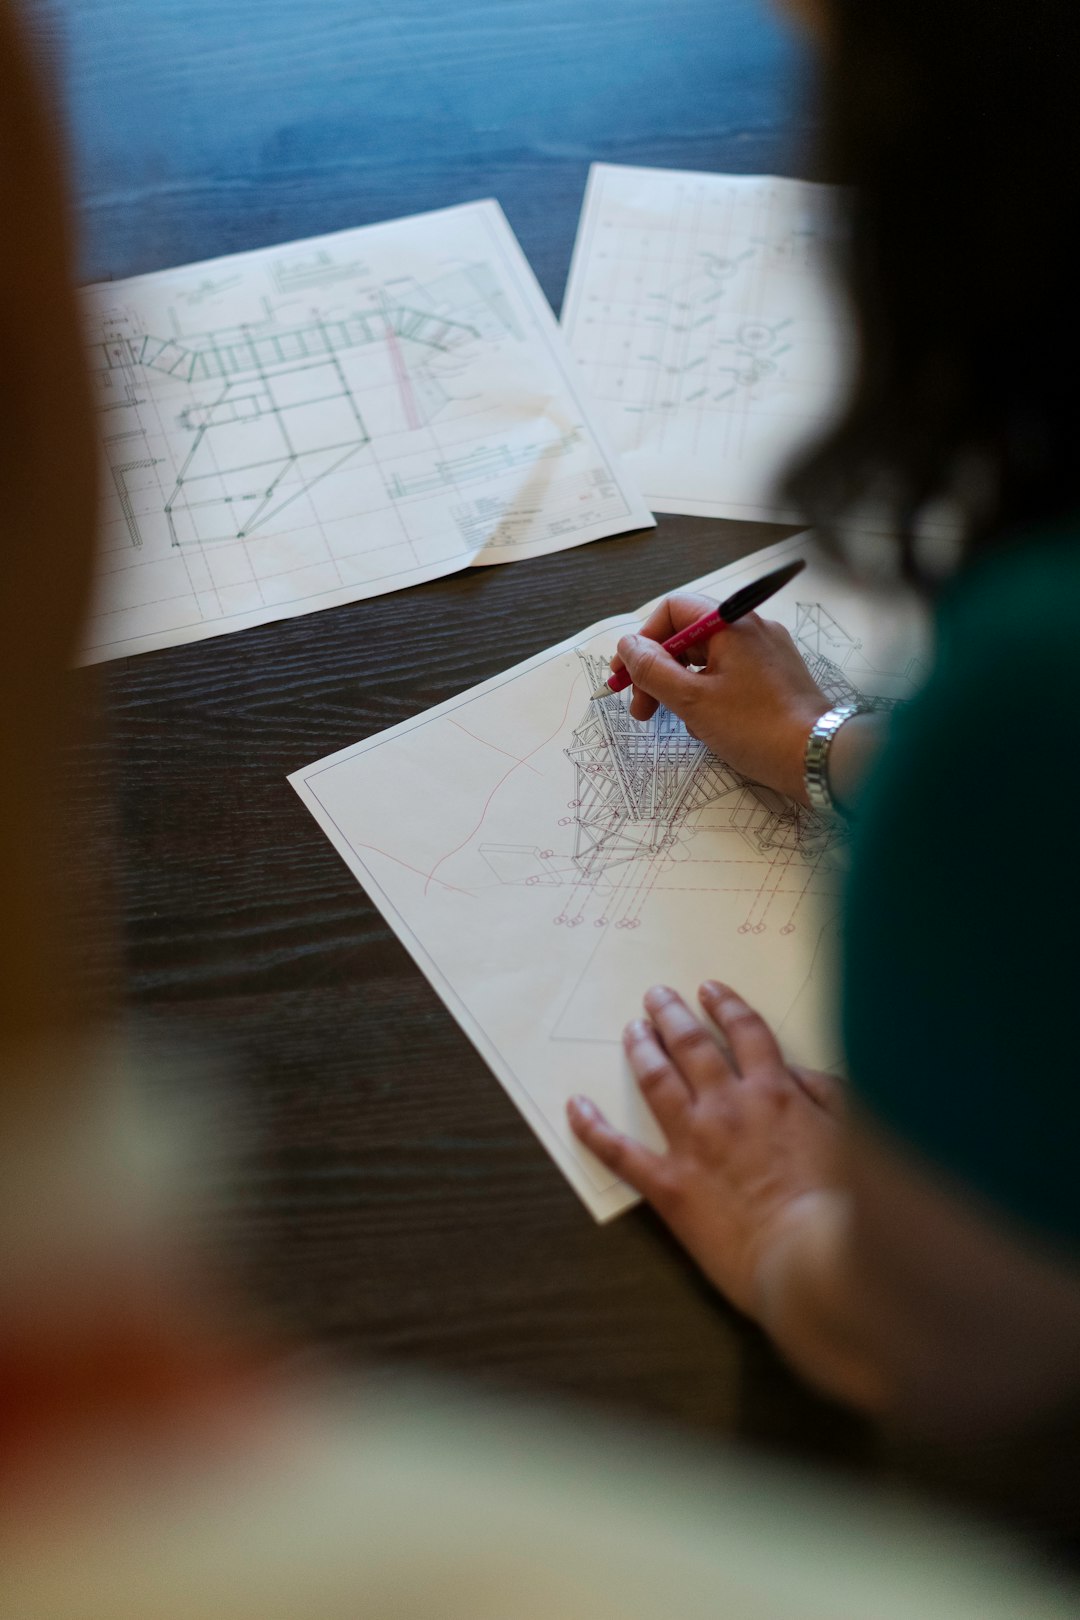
[478,602,898,937]
[561,164,851,523]
[290,538,928,1220]
[477,602,899,939]
[79,201,653,663]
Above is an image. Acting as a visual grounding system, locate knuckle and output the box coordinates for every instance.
[666,1022,714,1060]
[720,998,760,1031]
[693,1097,734,1140]
[633,641,661,678]
[672,593,710,619]
[637,1058,672,1091]
[754,1071,788,1107]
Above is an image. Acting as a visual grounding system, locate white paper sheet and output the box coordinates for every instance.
[561,164,850,523]
[80,201,654,663]
[289,534,927,1220]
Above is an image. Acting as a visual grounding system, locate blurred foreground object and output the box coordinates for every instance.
[2,1037,1080,1620]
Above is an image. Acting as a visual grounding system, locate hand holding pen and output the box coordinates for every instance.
[595,558,833,806]
[592,559,807,699]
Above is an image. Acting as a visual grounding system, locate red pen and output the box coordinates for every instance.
[590,557,807,701]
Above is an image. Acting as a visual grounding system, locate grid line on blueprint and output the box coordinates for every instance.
[561,163,849,523]
[81,201,652,663]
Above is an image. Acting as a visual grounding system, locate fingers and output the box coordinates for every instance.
[608,592,717,688]
[633,593,718,659]
[628,688,662,724]
[616,633,700,717]
[698,981,783,1075]
[622,1016,693,1139]
[566,1095,669,1200]
[642,985,734,1091]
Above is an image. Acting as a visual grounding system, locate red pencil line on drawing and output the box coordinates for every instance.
[353,839,474,896]
[784,852,825,928]
[384,315,422,431]
[775,918,833,1040]
[448,716,543,774]
[423,670,584,897]
[757,848,796,926]
[743,848,780,930]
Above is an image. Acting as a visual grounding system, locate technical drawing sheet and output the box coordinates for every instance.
[561,164,850,524]
[290,533,927,1220]
[80,201,654,663]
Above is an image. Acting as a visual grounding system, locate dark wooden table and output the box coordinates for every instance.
[52,0,872,1471]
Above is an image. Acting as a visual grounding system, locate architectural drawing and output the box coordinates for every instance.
[561,164,851,522]
[79,201,652,664]
[108,456,162,549]
[95,299,485,548]
[479,603,896,935]
[269,250,368,297]
[290,538,928,1220]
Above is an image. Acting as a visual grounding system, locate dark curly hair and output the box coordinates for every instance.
[781,1,1079,584]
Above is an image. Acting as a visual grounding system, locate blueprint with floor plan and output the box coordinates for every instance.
[79,200,654,662]
[561,164,851,524]
[290,534,928,1220]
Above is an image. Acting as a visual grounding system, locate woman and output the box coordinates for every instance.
[3,0,1080,1607]
[569,0,1080,1467]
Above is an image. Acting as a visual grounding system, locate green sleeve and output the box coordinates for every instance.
[842,538,1080,1256]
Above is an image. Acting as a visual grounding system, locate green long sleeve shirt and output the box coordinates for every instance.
[843,526,1080,1257]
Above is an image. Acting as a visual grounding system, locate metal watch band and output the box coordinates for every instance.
[803,703,867,815]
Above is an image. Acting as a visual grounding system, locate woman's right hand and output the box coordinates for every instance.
[611,595,830,806]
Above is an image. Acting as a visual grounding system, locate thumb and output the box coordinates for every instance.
[616,633,699,714]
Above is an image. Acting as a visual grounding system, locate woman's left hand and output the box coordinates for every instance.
[567,981,843,1319]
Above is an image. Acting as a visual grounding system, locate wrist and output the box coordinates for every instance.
[802,703,875,816]
[750,1189,842,1329]
[750,1190,891,1413]
[784,701,831,808]
[825,711,887,814]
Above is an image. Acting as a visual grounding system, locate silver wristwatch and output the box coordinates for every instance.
[803,703,869,815]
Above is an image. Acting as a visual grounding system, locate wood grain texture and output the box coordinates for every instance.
[48,0,872,1470]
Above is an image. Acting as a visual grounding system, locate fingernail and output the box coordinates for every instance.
[699,980,725,999]
[570,1095,596,1119]
[643,984,674,1010]
[617,633,641,657]
[624,1018,651,1042]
